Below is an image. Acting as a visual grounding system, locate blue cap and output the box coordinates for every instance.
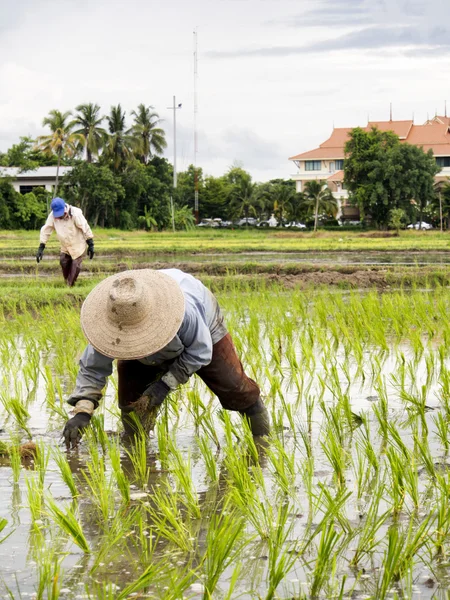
[51,197,66,218]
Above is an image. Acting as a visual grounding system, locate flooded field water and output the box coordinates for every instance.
[7,250,450,267]
[1,289,450,599]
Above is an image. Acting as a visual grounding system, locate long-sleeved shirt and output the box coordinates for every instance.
[40,205,93,259]
[68,269,228,407]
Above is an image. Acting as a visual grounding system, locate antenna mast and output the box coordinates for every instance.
[194,28,199,224]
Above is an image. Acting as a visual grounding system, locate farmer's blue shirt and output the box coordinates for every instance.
[68,269,228,407]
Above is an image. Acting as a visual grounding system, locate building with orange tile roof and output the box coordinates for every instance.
[290,115,450,220]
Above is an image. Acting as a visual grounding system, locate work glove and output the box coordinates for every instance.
[87,239,94,260]
[142,380,170,407]
[63,412,91,448]
[36,243,45,263]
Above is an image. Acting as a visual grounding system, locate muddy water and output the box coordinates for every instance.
[8,250,450,266]
[0,336,447,599]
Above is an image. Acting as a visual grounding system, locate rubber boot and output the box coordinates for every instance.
[241,398,271,436]
[120,409,140,439]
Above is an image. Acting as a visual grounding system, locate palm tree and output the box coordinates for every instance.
[303,180,338,231]
[36,110,82,196]
[229,176,258,220]
[73,103,106,163]
[105,104,131,172]
[270,183,298,224]
[130,104,167,164]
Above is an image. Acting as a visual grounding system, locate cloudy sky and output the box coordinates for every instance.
[0,0,449,181]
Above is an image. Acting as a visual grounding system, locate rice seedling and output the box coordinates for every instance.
[4,274,450,596]
[34,546,63,600]
[124,429,153,490]
[52,447,79,498]
[199,502,250,599]
[196,434,218,483]
[0,393,32,438]
[165,440,200,519]
[46,498,90,553]
[143,481,195,553]
[376,515,435,599]
[81,443,115,522]
[307,520,344,599]
[107,437,130,504]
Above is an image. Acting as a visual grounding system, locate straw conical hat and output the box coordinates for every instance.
[80,270,185,359]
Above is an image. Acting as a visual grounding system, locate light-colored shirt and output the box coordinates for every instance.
[40,205,93,259]
[68,269,228,407]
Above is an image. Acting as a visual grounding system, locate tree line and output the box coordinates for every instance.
[0,105,449,231]
[344,127,450,229]
[0,102,340,230]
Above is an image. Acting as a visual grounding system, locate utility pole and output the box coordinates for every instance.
[194,28,199,224]
[167,96,182,232]
[167,96,182,188]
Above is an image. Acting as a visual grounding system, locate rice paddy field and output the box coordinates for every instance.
[2,229,450,599]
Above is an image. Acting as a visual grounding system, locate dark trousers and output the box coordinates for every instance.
[117,333,260,412]
[60,253,83,287]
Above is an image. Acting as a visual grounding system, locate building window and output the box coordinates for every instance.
[19,185,45,195]
[335,160,344,170]
[305,160,322,171]
[436,157,450,168]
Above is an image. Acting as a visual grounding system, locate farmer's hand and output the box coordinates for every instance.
[142,380,170,407]
[63,413,91,448]
[36,243,45,263]
[87,239,94,260]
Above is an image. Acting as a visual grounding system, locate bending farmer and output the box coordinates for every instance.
[36,197,94,287]
[63,269,270,447]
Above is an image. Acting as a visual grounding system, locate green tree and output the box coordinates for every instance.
[130,104,167,164]
[61,163,124,227]
[119,159,172,229]
[36,110,82,196]
[228,174,258,220]
[202,175,230,219]
[432,179,450,230]
[137,206,158,231]
[389,208,406,235]
[73,103,106,163]
[175,165,204,212]
[258,181,298,224]
[0,137,58,170]
[344,127,438,228]
[173,204,196,230]
[12,191,48,229]
[104,104,131,172]
[303,180,338,231]
[225,165,252,187]
[0,178,16,227]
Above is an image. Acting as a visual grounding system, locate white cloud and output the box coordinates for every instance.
[0,0,449,181]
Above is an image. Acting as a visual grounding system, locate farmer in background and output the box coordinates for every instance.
[36,197,94,287]
[62,268,270,447]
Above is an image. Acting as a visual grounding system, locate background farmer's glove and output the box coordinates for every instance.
[36,243,45,263]
[87,239,94,260]
[142,380,170,407]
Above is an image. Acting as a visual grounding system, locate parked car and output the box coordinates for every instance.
[284,221,307,229]
[407,222,433,230]
[214,218,233,228]
[197,218,219,228]
[236,217,257,226]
